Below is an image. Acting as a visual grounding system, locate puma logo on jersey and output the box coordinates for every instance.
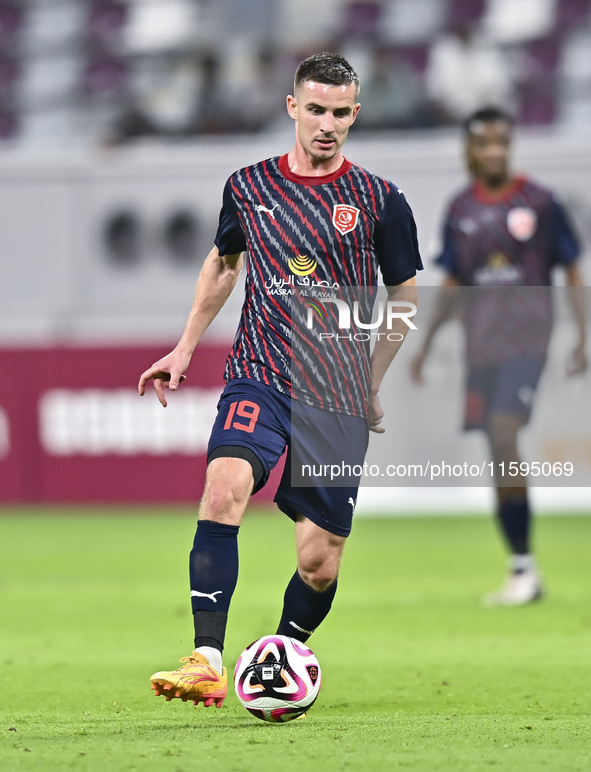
[348,497,356,510]
[190,590,222,603]
[256,204,279,219]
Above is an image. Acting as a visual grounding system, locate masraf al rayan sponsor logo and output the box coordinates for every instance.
[265,253,340,297]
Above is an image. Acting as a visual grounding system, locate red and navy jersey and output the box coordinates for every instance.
[214,153,422,418]
[435,176,580,366]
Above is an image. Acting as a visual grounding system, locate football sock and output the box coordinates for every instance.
[190,519,239,653]
[510,553,534,574]
[194,645,223,675]
[193,610,228,654]
[497,495,531,557]
[276,570,337,643]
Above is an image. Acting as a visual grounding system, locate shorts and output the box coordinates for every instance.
[207,379,369,537]
[464,357,545,431]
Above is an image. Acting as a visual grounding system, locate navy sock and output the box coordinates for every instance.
[276,570,337,642]
[497,495,531,557]
[190,519,239,650]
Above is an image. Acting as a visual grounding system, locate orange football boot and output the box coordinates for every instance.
[150,651,227,707]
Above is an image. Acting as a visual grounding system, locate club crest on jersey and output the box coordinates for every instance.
[507,207,537,241]
[332,204,359,235]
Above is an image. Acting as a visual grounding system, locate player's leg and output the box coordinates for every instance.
[275,400,367,641]
[488,410,531,557]
[483,357,545,605]
[150,455,254,707]
[277,515,346,641]
[189,455,255,671]
[151,380,288,707]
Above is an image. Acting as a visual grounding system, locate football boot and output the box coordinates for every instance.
[150,651,227,707]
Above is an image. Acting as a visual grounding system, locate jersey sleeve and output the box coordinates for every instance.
[434,214,460,277]
[549,197,580,266]
[374,185,423,285]
[214,177,247,256]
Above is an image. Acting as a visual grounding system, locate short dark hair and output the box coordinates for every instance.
[294,52,360,95]
[464,106,514,136]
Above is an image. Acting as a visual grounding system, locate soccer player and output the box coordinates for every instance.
[138,52,422,708]
[411,106,587,606]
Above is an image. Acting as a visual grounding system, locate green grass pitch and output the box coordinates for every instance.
[1,510,590,772]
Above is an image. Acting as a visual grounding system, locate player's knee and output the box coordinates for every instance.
[200,469,252,523]
[298,557,339,592]
[489,413,522,459]
[489,427,516,459]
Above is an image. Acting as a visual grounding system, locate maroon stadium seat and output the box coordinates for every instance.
[84,56,128,95]
[0,1,22,45]
[341,1,382,39]
[88,0,128,44]
[555,0,591,30]
[446,0,486,28]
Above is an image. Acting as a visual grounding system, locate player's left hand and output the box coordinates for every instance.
[368,392,385,434]
[567,343,588,377]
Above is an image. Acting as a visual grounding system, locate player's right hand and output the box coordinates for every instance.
[138,350,190,407]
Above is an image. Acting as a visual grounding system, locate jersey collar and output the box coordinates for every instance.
[473,175,526,204]
[277,153,353,186]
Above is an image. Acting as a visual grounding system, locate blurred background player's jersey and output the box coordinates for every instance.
[214,154,422,419]
[436,176,580,367]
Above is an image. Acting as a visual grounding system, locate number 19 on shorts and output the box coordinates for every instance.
[223,400,260,434]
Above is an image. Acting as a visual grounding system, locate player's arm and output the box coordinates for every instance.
[549,196,587,375]
[368,277,417,434]
[565,262,588,376]
[409,274,461,383]
[138,246,243,406]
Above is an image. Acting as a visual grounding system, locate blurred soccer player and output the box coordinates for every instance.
[138,52,422,707]
[411,106,587,606]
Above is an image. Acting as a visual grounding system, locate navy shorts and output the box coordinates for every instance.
[207,379,369,537]
[464,357,545,430]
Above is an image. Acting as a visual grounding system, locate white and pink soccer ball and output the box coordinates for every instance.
[234,635,321,722]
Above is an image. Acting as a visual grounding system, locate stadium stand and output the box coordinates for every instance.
[0,0,589,144]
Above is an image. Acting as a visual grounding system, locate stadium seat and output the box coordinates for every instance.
[522,35,563,78]
[88,0,129,45]
[517,35,562,126]
[341,1,382,39]
[555,0,591,30]
[0,1,22,45]
[518,90,558,125]
[395,44,430,75]
[0,108,17,139]
[84,56,128,95]
[446,0,486,28]
[0,54,18,95]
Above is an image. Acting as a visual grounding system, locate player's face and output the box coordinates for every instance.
[287,81,360,163]
[466,120,513,186]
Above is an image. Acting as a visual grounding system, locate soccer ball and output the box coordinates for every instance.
[234,635,321,722]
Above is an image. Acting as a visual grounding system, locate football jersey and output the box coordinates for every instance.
[214,153,423,418]
[435,176,580,366]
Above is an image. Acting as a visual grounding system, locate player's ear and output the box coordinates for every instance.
[286,94,298,120]
[351,103,361,124]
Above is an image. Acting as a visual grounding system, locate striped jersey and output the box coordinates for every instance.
[214,153,422,419]
[436,176,580,367]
